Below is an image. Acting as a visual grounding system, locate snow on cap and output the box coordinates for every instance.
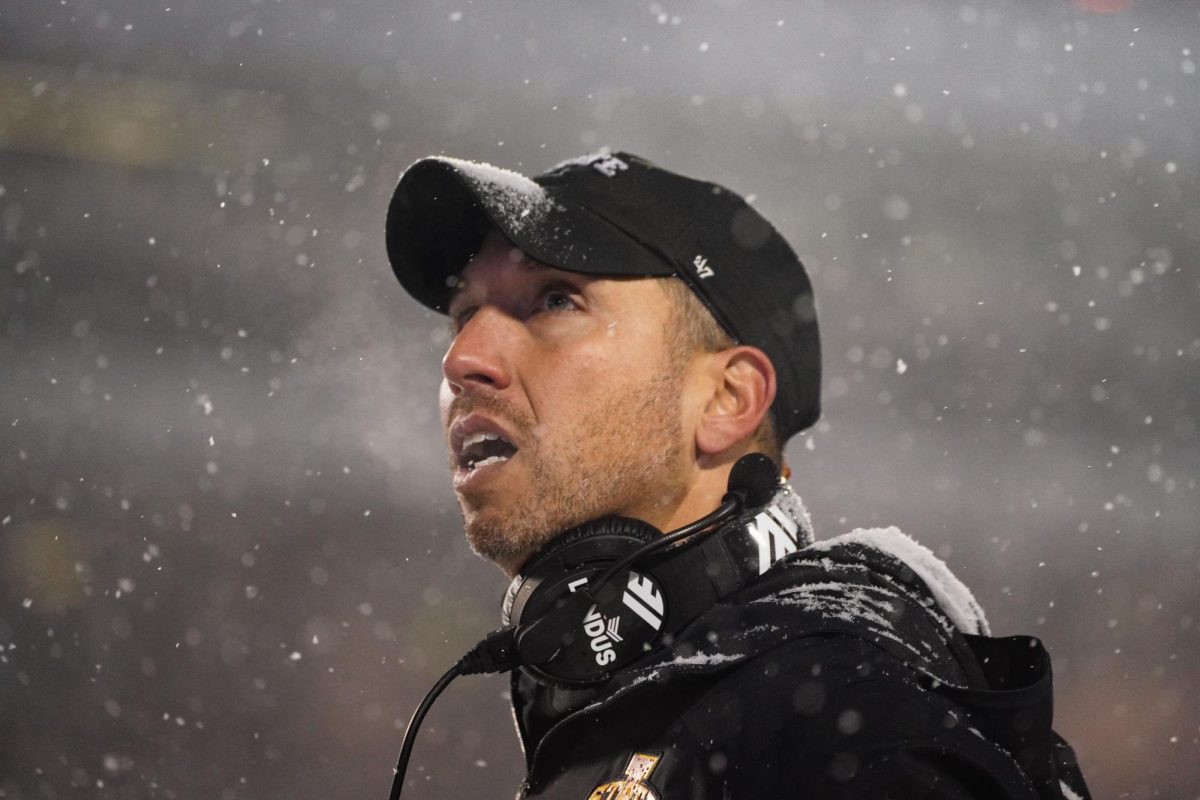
[385,151,821,440]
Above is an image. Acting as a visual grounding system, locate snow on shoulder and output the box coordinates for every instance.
[808,527,990,636]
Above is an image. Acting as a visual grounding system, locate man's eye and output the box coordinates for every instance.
[538,290,578,313]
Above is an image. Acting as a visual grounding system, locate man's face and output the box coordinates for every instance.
[440,229,693,575]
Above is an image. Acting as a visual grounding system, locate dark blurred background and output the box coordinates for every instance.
[1,1,1197,797]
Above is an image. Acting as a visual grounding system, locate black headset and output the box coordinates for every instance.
[502,453,788,685]
[387,454,787,799]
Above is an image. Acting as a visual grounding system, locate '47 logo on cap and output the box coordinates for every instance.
[591,155,629,177]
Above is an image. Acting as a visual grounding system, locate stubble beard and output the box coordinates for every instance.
[456,365,687,575]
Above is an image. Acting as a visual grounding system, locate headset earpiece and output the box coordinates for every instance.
[503,516,669,686]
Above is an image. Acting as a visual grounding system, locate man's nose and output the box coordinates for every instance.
[441,307,515,395]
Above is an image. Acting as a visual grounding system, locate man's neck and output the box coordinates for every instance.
[649,458,740,534]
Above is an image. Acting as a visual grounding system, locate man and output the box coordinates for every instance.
[385,152,1091,798]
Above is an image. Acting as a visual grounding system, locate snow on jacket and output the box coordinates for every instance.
[507,485,1091,799]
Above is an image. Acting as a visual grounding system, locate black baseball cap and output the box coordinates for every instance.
[385,151,821,440]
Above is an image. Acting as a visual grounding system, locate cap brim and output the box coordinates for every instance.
[385,157,674,313]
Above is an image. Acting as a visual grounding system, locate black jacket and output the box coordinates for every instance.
[507,504,1091,799]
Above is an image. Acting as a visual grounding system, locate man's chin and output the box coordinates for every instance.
[461,506,533,571]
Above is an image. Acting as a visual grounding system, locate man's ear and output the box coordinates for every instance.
[694,345,776,457]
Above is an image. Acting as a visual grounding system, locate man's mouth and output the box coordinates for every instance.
[456,431,519,471]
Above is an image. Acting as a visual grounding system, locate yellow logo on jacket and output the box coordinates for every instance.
[586,752,661,800]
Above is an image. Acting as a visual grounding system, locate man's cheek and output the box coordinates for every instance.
[438,380,454,425]
[537,368,620,424]
[558,343,636,389]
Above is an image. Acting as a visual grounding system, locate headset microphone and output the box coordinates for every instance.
[387,453,781,800]
[725,451,782,507]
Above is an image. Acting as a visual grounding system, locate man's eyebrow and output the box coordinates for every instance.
[446,259,559,306]
[509,253,553,273]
